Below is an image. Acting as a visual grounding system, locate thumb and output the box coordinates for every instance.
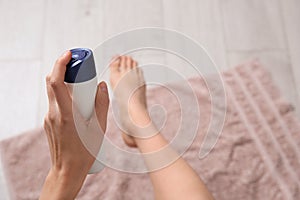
[95,81,110,133]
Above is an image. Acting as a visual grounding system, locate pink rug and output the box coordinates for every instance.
[1,61,300,199]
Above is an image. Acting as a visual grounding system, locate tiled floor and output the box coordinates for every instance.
[0,0,299,198]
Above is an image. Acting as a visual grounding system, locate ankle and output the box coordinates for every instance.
[129,102,148,115]
[129,108,151,126]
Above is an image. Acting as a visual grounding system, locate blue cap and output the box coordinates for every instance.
[64,48,97,83]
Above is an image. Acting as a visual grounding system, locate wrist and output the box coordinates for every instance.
[40,168,85,200]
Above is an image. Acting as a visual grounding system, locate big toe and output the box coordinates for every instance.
[110,56,120,73]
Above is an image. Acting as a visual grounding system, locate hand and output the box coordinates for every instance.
[40,51,109,200]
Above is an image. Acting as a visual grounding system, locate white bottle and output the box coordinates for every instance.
[64,48,104,174]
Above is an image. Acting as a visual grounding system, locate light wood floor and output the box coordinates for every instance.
[0,0,299,198]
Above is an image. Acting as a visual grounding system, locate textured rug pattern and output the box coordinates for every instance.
[1,61,299,199]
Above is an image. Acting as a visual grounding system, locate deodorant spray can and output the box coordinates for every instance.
[65,48,103,174]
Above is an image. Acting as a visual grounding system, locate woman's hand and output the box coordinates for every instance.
[40,51,109,200]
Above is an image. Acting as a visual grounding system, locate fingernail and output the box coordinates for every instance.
[61,50,69,57]
[100,82,107,92]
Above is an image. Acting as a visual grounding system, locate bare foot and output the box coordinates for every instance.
[109,55,150,147]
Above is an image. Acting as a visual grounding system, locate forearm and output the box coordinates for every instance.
[39,169,85,200]
[133,117,214,200]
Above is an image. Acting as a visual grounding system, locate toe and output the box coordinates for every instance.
[132,60,138,69]
[110,56,120,72]
[120,56,127,73]
[126,56,133,69]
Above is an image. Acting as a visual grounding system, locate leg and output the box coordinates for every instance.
[109,55,214,200]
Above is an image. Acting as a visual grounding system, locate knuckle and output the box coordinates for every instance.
[47,112,56,123]
[49,78,60,89]
[46,112,72,127]
[59,116,71,126]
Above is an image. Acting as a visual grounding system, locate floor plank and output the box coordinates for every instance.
[0,0,45,60]
[0,61,40,139]
[102,0,164,38]
[220,0,286,51]
[162,0,227,71]
[102,0,168,87]
[280,0,300,110]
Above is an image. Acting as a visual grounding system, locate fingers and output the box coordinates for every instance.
[46,75,57,113]
[43,118,55,164]
[44,51,73,164]
[49,51,72,116]
[95,81,110,133]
